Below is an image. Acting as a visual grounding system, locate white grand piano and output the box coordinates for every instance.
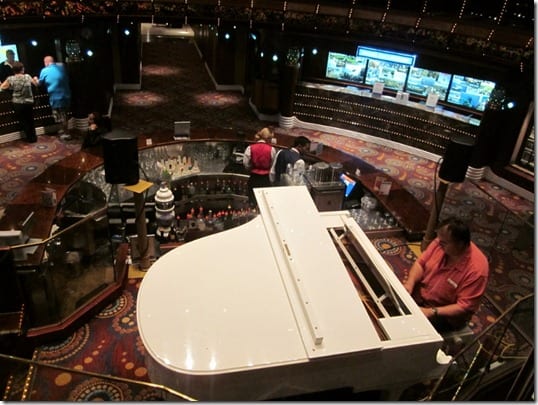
[137,186,449,400]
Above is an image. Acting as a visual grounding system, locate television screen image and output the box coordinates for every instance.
[447,75,496,111]
[340,173,357,198]
[0,44,19,61]
[364,59,409,91]
[325,52,367,84]
[405,67,451,99]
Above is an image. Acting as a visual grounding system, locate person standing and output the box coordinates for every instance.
[35,55,71,140]
[403,217,489,332]
[270,135,311,185]
[0,49,16,82]
[243,127,276,206]
[0,62,39,143]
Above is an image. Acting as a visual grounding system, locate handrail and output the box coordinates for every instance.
[8,206,108,252]
[0,352,197,401]
[425,293,534,401]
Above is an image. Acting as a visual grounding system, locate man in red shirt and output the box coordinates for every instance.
[404,217,489,332]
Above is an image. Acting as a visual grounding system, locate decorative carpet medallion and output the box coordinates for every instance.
[22,162,46,173]
[111,292,138,335]
[119,91,167,107]
[507,268,534,289]
[96,289,132,318]
[371,237,405,256]
[143,64,181,76]
[194,91,243,106]
[2,178,25,192]
[68,378,131,401]
[37,324,91,363]
[471,231,496,249]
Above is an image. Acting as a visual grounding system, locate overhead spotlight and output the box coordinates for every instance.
[224,33,230,40]
[272,54,278,62]
[86,49,94,57]
[123,29,131,36]
[260,51,264,58]
[30,40,38,46]
[312,48,318,55]
[250,33,257,40]
[505,101,516,109]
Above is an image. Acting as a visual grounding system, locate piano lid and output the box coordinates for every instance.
[137,186,382,376]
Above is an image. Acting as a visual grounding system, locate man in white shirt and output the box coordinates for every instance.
[270,136,311,185]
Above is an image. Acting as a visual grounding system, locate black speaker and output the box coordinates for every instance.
[0,248,22,313]
[102,130,139,185]
[439,135,475,183]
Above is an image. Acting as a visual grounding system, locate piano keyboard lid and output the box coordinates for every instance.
[253,186,382,357]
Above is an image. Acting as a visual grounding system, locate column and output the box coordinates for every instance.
[278,47,301,129]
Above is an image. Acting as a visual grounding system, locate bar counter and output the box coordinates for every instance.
[293,82,481,156]
[1,127,429,263]
[0,127,431,337]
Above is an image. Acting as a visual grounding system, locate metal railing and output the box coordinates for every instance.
[0,352,196,401]
[425,293,534,401]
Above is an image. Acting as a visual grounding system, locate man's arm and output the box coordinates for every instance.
[243,146,252,170]
[403,260,424,295]
[269,149,282,183]
[0,79,10,91]
[420,302,467,320]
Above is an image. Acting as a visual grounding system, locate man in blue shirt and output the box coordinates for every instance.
[35,55,71,139]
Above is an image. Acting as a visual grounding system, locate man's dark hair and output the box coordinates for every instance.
[438,217,471,246]
[293,136,310,148]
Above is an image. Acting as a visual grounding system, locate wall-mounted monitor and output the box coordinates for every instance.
[325,52,367,84]
[0,44,20,61]
[447,75,496,111]
[364,59,409,91]
[405,67,452,99]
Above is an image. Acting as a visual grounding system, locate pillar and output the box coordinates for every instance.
[278,47,301,127]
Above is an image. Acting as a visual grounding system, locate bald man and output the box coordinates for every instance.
[35,55,72,139]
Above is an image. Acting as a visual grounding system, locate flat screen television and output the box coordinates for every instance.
[446,75,496,111]
[364,59,409,91]
[340,173,357,198]
[405,67,452,99]
[0,44,19,61]
[325,52,367,83]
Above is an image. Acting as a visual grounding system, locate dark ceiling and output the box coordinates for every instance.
[1,0,534,70]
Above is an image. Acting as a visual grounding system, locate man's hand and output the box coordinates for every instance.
[402,280,413,295]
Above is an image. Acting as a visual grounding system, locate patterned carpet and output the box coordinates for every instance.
[1,36,534,401]
[0,135,80,207]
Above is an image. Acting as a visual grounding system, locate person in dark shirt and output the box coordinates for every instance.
[270,136,311,185]
[0,62,39,142]
[82,111,111,148]
[0,49,16,82]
